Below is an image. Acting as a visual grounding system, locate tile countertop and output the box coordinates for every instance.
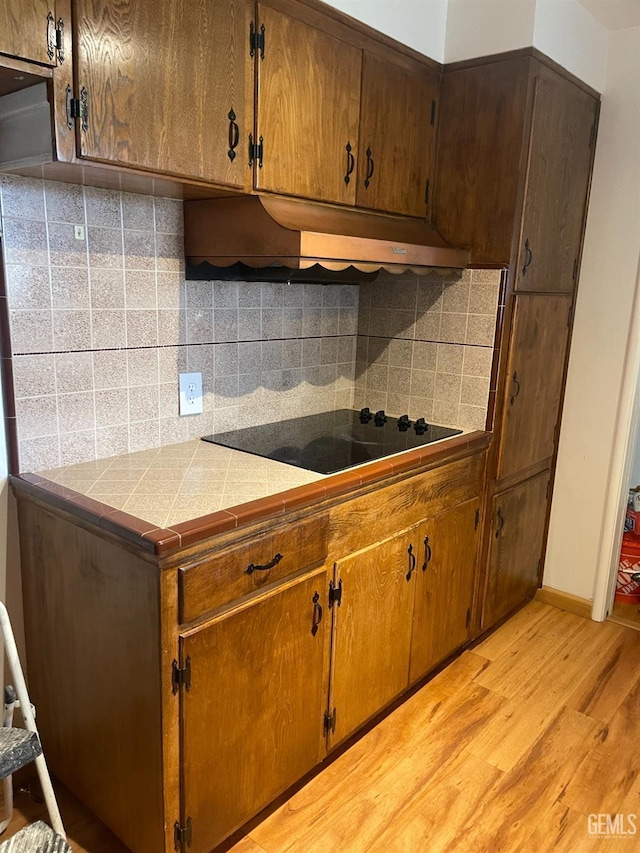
[13,431,490,557]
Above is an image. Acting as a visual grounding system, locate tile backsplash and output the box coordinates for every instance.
[0,175,501,473]
[354,268,502,432]
[0,176,357,471]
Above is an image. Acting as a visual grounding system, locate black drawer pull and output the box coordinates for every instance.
[422,535,432,571]
[364,147,375,189]
[244,553,283,575]
[312,591,323,636]
[510,371,521,406]
[522,238,533,276]
[406,543,417,581]
[344,141,355,185]
[495,509,505,538]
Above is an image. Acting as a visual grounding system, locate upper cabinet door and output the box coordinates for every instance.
[74,0,250,188]
[515,72,598,293]
[0,0,59,66]
[356,54,438,218]
[254,2,361,205]
[496,294,572,481]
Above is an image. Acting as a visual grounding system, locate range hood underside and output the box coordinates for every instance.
[184,195,469,282]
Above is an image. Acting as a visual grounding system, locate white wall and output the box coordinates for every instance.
[445,0,536,62]
[544,25,640,601]
[533,0,608,91]
[323,0,448,61]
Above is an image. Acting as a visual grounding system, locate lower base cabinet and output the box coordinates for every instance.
[329,524,420,747]
[410,498,480,683]
[14,442,489,853]
[482,470,550,630]
[180,567,330,852]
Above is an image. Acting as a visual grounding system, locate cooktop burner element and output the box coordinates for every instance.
[202,408,462,475]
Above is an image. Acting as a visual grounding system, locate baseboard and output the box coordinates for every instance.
[535,586,593,620]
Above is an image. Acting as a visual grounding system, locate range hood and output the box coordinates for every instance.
[184,195,469,283]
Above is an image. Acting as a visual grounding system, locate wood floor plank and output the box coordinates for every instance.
[566,626,640,722]
[518,617,624,703]
[474,606,587,698]
[250,681,503,853]
[525,801,604,852]
[366,749,502,853]
[443,706,600,852]
[473,599,551,661]
[561,671,640,815]
[231,837,268,853]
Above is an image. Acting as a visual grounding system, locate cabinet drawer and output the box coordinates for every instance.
[180,513,329,622]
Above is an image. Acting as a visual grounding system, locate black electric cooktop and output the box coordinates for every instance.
[202,408,462,475]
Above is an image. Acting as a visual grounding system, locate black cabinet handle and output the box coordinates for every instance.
[227,108,239,161]
[312,591,323,636]
[422,535,432,571]
[344,142,355,185]
[495,509,505,538]
[364,147,375,189]
[406,543,417,581]
[510,371,521,406]
[47,11,56,61]
[522,238,533,276]
[244,552,283,575]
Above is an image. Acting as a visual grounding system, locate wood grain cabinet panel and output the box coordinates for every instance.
[515,71,599,293]
[74,0,250,187]
[410,498,480,683]
[482,471,550,629]
[181,568,329,853]
[356,53,438,218]
[179,513,329,621]
[0,0,58,66]
[496,294,572,481]
[254,2,361,205]
[328,525,420,747]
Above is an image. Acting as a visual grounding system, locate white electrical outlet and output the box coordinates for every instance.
[179,372,203,416]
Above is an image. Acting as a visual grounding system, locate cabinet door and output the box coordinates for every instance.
[0,0,58,66]
[482,471,550,629]
[515,73,598,293]
[180,569,328,853]
[329,526,418,747]
[410,498,480,684]
[356,54,438,218]
[497,294,572,481]
[255,2,361,205]
[74,0,250,187]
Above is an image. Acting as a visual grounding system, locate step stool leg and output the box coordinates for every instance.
[0,603,66,840]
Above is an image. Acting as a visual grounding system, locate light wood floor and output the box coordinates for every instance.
[5,601,640,852]
[612,598,640,629]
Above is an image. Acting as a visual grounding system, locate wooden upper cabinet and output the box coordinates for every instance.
[356,54,438,218]
[254,2,361,205]
[482,471,550,629]
[181,569,329,853]
[329,525,418,748]
[515,71,598,293]
[0,0,59,66]
[410,498,479,684]
[496,294,572,481]
[73,0,251,187]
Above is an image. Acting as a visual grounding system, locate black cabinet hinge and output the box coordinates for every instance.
[466,607,471,628]
[424,178,430,206]
[250,22,265,59]
[174,817,192,851]
[328,578,343,608]
[474,507,480,531]
[55,18,65,63]
[172,657,191,694]
[66,86,88,132]
[248,134,263,168]
[323,708,337,736]
[430,99,437,127]
[546,478,551,500]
